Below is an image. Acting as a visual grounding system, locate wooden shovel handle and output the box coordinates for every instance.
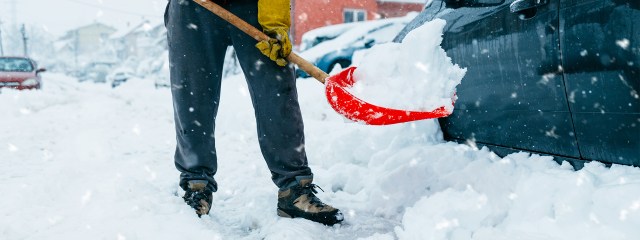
[193,0,329,84]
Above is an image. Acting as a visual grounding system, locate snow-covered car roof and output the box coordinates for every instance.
[299,22,362,51]
[298,13,418,63]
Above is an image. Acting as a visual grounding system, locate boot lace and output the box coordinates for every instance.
[296,184,326,207]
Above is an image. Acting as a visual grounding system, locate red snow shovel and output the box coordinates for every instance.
[194,0,453,125]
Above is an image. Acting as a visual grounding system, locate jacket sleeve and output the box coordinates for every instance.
[257,0,291,30]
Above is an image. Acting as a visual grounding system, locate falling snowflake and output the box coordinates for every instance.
[616,39,630,50]
[580,50,588,56]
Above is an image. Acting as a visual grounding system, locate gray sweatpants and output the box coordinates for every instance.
[165,0,312,192]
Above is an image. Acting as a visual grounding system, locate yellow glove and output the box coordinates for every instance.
[255,0,292,67]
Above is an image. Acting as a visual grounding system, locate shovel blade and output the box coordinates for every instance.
[325,67,453,125]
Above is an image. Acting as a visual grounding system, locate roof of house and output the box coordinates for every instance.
[110,19,164,40]
[59,22,117,40]
[110,21,147,39]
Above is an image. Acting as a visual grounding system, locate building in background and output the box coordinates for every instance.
[291,0,425,45]
[53,22,117,73]
[58,22,116,54]
[110,20,165,61]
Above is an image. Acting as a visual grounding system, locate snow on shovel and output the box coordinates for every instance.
[193,0,453,125]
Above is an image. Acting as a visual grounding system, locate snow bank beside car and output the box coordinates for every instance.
[391,151,640,239]
[303,107,640,240]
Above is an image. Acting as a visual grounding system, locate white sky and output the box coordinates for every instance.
[0,0,166,37]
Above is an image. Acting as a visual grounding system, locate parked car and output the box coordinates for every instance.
[77,61,115,83]
[297,13,416,77]
[108,68,136,88]
[298,22,360,52]
[0,57,46,90]
[395,0,639,167]
[154,53,171,89]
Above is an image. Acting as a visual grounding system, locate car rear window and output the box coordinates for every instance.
[0,58,34,72]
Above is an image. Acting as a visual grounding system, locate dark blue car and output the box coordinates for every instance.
[395,0,639,168]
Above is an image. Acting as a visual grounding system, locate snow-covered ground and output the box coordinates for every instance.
[2,73,640,240]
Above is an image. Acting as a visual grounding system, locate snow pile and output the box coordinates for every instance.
[2,73,640,239]
[349,19,466,111]
[392,154,640,240]
[300,112,640,239]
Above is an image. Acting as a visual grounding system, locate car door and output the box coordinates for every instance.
[559,0,640,165]
[436,0,582,158]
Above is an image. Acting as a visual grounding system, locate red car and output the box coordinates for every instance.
[0,57,46,90]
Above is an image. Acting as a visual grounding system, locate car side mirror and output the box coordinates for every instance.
[36,68,47,73]
[364,39,375,48]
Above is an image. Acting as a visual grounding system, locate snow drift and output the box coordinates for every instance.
[1,73,639,240]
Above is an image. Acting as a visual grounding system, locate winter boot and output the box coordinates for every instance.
[277,179,344,226]
[182,180,212,217]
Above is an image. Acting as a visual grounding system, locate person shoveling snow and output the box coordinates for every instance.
[194,0,461,125]
[165,0,342,226]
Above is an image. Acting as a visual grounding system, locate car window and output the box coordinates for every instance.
[302,36,337,51]
[394,0,449,42]
[299,22,360,51]
[0,58,34,72]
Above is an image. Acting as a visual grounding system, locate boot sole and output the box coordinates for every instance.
[277,208,293,218]
[277,208,343,226]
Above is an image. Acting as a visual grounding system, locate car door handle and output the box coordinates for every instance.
[510,0,548,13]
